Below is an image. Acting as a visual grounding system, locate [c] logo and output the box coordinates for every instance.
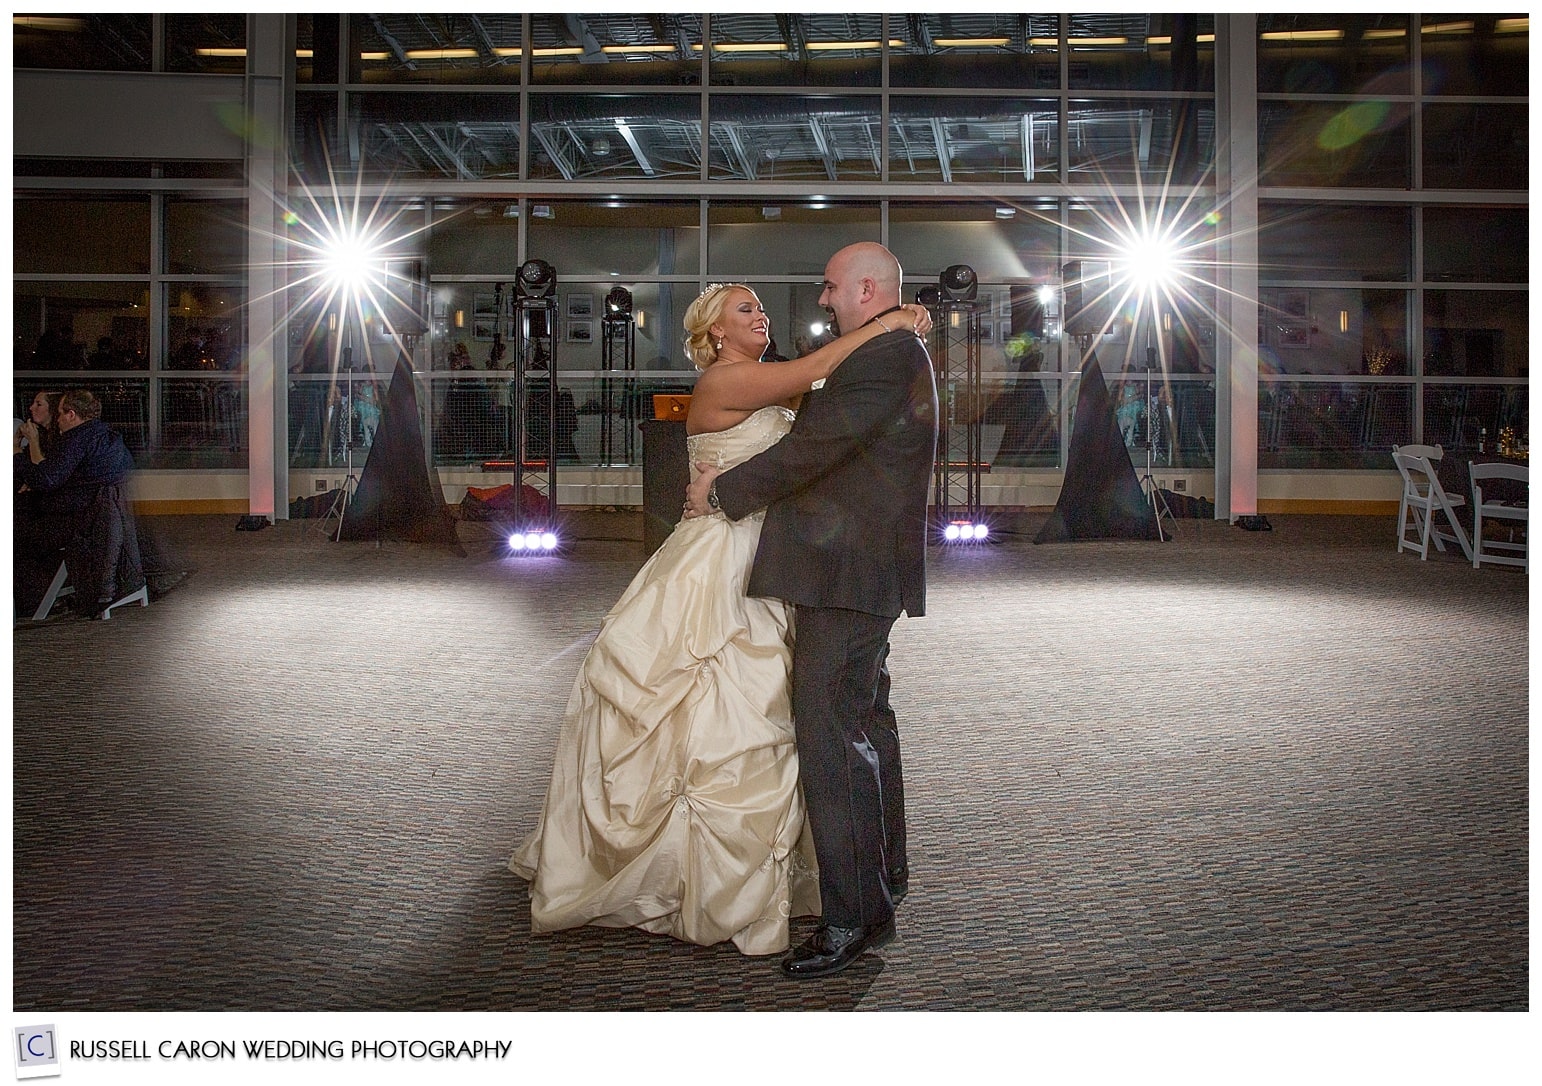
[13,1025,60,1080]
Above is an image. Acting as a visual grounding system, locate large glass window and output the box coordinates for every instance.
[352,92,521,180]
[13,281,150,371]
[1261,381,1413,468]
[1067,99,1214,183]
[1256,14,1412,94]
[531,93,701,181]
[164,13,246,74]
[12,14,152,71]
[1420,14,1529,96]
[531,13,700,87]
[525,200,701,278]
[14,198,151,275]
[706,14,883,88]
[349,14,522,85]
[889,15,1061,90]
[1422,104,1528,190]
[1068,13,1215,91]
[1258,204,1411,282]
[1258,100,1410,187]
[1423,290,1528,378]
[706,202,877,280]
[708,95,880,182]
[890,97,1059,183]
[1424,207,1527,283]
[1258,287,1408,377]
[165,199,249,276]
[889,201,1062,284]
[166,283,245,370]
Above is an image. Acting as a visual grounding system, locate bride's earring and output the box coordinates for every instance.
[714,338,723,351]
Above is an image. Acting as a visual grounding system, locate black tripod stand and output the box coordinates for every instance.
[319,356,360,542]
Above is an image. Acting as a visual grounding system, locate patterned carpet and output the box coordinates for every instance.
[10,509,1528,1013]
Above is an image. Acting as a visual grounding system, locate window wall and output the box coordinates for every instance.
[12,13,1529,497]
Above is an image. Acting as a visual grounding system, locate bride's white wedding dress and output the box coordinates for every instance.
[509,406,819,955]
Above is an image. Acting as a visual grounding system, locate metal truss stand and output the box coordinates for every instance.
[511,291,558,533]
[928,297,986,541]
[600,306,637,466]
[317,360,359,542]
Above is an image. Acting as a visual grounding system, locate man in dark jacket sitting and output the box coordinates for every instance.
[14,388,144,617]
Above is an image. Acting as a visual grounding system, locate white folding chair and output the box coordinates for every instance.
[1392,449,1473,562]
[1469,461,1528,572]
[1393,444,1442,539]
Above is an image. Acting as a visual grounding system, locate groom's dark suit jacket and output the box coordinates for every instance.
[714,327,938,619]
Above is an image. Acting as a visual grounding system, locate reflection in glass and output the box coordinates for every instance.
[527,201,702,278]
[532,13,701,87]
[159,377,247,464]
[13,378,151,454]
[707,13,884,87]
[165,13,246,74]
[14,198,151,275]
[1419,14,1529,96]
[1256,13,1411,94]
[1259,100,1410,188]
[1257,288,1408,377]
[890,98,1058,183]
[1424,290,1528,378]
[1424,207,1527,284]
[1260,381,1413,468]
[1067,13,1215,90]
[890,14,1060,89]
[166,200,248,275]
[349,13,522,84]
[13,281,150,371]
[1422,384,1527,451]
[532,94,702,181]
[351,93,521,180]
[1422,104,1528,190]
[889,201,1062,283]
[708,96,880,182]
[166,284,247,371]
[1258,203,1410,281]
[706,203,879,280]
[12,14,151,71]
[1066,100,1214,183]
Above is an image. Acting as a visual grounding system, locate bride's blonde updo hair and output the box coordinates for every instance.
[683,282,749,370]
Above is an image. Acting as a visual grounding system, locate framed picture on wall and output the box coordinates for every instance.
[565,294,594,320]
[565,319,595,344]
[978,320,995,344]
[998,293,1014,319]
[472,293,499,340]
[1278,290,1310,320]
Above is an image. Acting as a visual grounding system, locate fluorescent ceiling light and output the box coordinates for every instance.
[1422,21,1474,35]
[1069,37,1130,46]
[532,46,583,57]
[1362,28,1408,39]
[602,44,676,53]
[359,51,389,61]
[1145,34,1217,45]
[934,38,1010,48]
[1260,30,1345,41]
[806,40,906,50]
[1496,17,1528,32]
[405,48,478,59]
[196,48,247,57]
[13,16,84,31]
[699,42,789,53]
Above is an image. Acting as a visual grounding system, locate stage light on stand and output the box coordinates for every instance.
[601,287,637,466]
[516,258,556,299]
[926,265,989,546]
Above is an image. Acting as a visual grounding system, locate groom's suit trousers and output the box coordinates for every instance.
[791,605,904,929]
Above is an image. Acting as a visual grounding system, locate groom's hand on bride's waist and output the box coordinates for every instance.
[683,463,722,519]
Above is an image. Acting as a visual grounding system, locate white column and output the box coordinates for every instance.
[1214,14,1260,520]
[244,14,292,519]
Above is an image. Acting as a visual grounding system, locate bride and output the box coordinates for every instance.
[509,283,931,955]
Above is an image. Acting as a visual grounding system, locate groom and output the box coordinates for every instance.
[685,242,938,977]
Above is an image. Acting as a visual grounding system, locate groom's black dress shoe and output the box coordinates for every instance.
[889,865,909,906]
[781,918,895,978]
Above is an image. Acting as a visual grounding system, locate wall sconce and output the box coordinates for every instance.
[454,309,465,328]
[1339,310,1349,333]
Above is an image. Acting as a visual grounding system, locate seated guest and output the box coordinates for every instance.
[15,390,61,471]
[14,389,144,618]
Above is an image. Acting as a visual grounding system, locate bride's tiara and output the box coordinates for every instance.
[694,282,734,304]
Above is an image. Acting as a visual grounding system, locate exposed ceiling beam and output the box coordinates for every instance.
[564,13,608,64]
[371,15,417,69]
[929,117,953,184]
[614,119,657,177]
[807,117,838,182]
[717,122,757,181]
[532,125,577,181]
[423,125,476,181]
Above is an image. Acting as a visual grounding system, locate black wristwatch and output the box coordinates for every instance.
[706,482,721,510]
